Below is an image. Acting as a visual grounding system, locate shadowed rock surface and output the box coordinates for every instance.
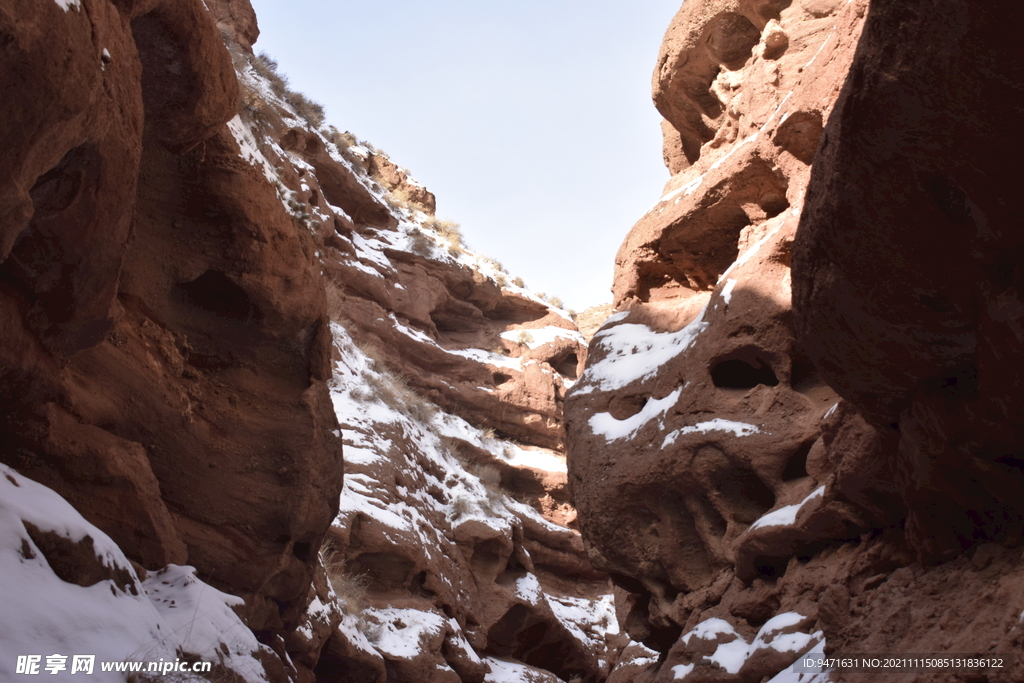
[568,1,1024,682]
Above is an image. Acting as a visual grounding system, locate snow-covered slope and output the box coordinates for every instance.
[0,464,274,682]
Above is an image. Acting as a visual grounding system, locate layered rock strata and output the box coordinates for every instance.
[1,0,609,680]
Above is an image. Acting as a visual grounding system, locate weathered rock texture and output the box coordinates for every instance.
[1,0,337,679]
[2,0,606,680]
[794,1,1024,563]
[569,1,1024,682]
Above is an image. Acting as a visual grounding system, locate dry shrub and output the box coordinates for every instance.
[319,545,369,612]
[325,126,356,152]
[253,51,288,96]
[384,186,415,214]
[512,276,525,288]
[409,230,434,258]
[284,90,325,128]
[325,282,346,322]
[420,218,465,258]
[352,340,437,424]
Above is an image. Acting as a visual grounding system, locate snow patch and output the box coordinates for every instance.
[577,310,708,394]
[0,464,270,682]
[588,388,682,441]
[672,663,695,679]
[663,418,760,447]
[500,326,585,350]
[749,487,826,531]
[721,278,738,306]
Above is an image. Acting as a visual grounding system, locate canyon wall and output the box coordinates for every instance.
[2,1,342,676]
[1,0,612,681]
[567,1,1024,682]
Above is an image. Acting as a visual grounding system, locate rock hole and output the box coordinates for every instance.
[719,467,776,523]
[292,541,312,562]
[486,604,530,656]
[754,556,789,579]
[705,12,761,70]
[177,270,261,322]
[711,357,779,389]
[790,353,820,393]
[551,351,579,379]
[607,394,649,420]
[760,193,789,218]
[493,372,513,386]
[29,144,98,214]
[469,537,507,580]
[782,440,812,481]
[350,551,414,592]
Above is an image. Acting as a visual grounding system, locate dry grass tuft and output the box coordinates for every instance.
[319,544,370,612]
[349,339,437,424]
[408,230,434,258]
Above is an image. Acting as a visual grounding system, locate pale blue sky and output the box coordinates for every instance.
[248,1,681,310]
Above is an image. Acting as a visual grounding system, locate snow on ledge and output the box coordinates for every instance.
[500,326,585,350]
[575,308,708,395]
[662,418,760,447]
[748,486,825,532]
[588,387,682,441]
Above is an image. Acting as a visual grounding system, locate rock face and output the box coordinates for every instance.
[2,0,606,680]
[793,1,1024,562]
[568,1,1024,682]
[1,0,343,671]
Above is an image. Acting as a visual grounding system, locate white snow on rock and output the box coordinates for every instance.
[327,320,612,672]
[682,617,739,644]
[484,656,558,683]
[0,464,271,682]
[227,115,278,185]
[766,639,832,683]
[720,278,738,306]
[673,663,695,679]
[575,310,709,394]
[674,615,824,680]
[362,607,446,659]
[500,326,585,350]
[588,387,682,441]
[502,444,567,474]
[748,486,825,531]
[54,0,81,11]
[662,418,761,447]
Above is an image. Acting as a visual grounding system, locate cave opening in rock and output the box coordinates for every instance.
[291,541,312,562]
[177,270,261,322]
[493,372,513,386]
[710,356,779,389]
[782,441,812,481]
[551,351,579,379]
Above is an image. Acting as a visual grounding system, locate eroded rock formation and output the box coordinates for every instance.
[2,0,341,676]
[568,1,1024,682]
[1,0,608,680]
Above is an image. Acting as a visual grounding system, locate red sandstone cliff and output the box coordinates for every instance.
[567,1,1024,683]
[0,1,608,681]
